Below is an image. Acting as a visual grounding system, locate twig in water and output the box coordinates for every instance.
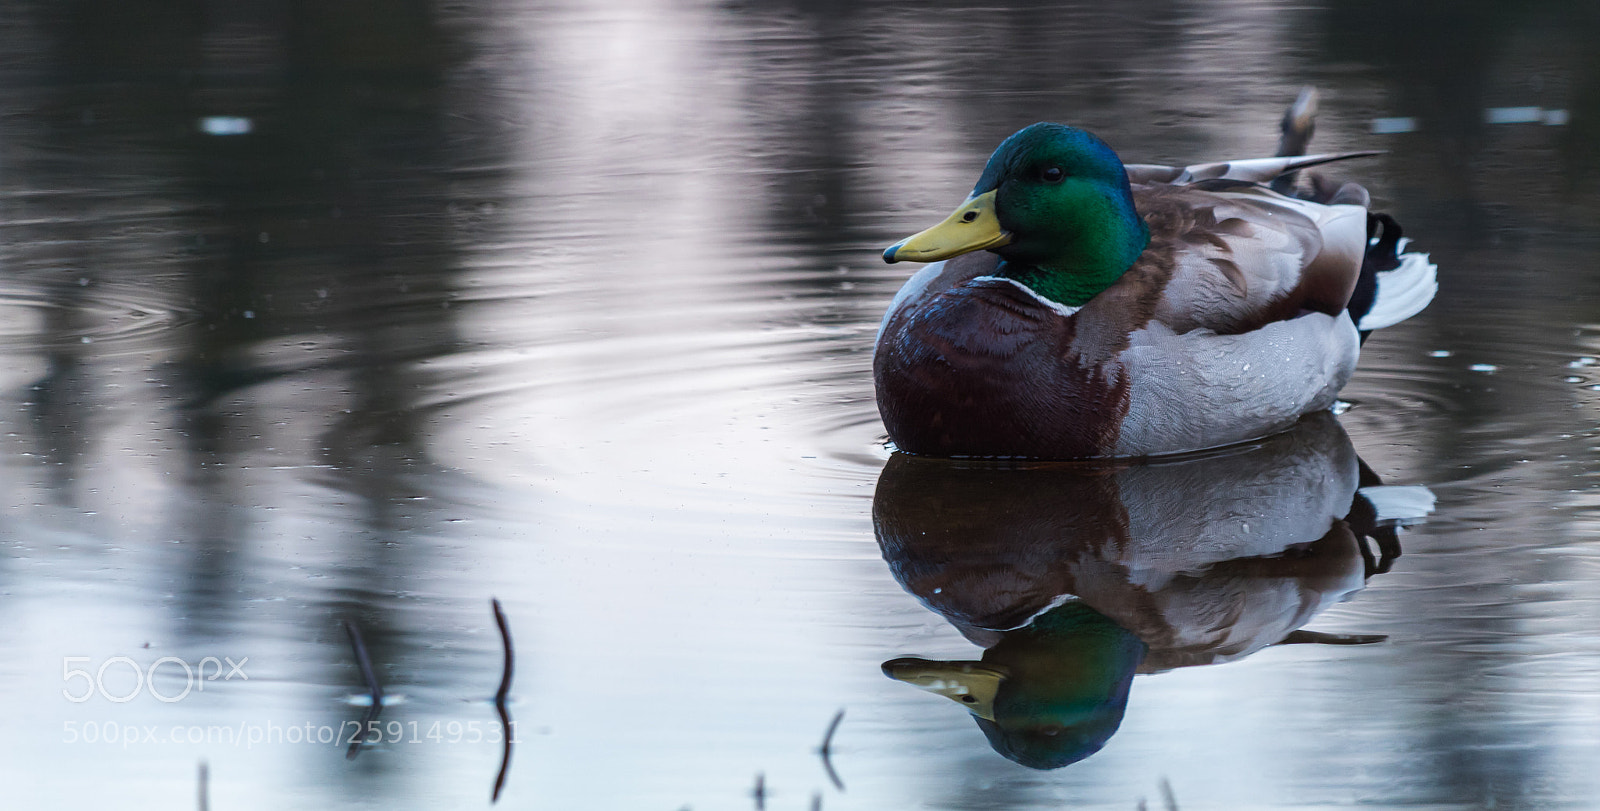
[817,708,845,791]
[810,790,822,811]
[490,598,516,803]
[492,699,514,802]
[198,760,208,811]
[492,597,514,705]
[344,619,384,705]
[343,619,384,760]
[1159,777,1178,811]
[819,708,844,754]
[753,772,766,810]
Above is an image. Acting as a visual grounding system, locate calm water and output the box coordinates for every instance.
[3,1,1600,808]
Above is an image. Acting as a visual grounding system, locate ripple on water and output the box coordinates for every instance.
[1339,359,1468,442]
[0,279,199,357]
[425,273,892,527]
[1346,322,1600,457]
[798,401,892,477]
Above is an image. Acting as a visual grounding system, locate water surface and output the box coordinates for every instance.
[3,1,1600,808]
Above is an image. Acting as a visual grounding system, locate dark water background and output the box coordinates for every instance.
[2,1,1599,808]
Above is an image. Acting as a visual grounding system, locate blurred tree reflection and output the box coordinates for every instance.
[2,0,514,790]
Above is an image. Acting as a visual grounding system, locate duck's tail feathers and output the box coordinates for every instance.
[1276,87,1320,158]
[1356,485,1437,526]
[1270,87,1320,194]
[1359,250,1436,331]
[1171,151,1382,186]
[1352,213,1437,333]
[1123,151,1382,188]
[1127,90,1378,190]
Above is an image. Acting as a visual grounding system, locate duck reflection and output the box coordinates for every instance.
[876,413,1430,769]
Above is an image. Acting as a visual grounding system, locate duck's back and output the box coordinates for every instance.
[1134,182,1368,335]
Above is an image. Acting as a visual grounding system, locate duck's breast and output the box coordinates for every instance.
[874,277,1127,457]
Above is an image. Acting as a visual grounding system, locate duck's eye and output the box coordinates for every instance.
[1040,166,1065,183]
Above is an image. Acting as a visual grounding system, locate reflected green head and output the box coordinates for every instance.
[976,601,1149,769]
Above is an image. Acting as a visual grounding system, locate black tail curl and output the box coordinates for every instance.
[1346,213,1404,343]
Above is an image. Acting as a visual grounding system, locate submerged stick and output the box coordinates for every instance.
[198,760,209,811]
[1160,777,1179,811]
[491,597,515,803]
[492,700,514,802]
[817,709,845,791]
[343,619,384,760]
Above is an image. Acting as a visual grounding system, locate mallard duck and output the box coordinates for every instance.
[875,96,1436,458]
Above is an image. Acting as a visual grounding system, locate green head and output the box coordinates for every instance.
[883,123,1150,307]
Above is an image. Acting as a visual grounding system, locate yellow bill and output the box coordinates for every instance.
[882,656,1009,721]
[882,190,1012,264]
